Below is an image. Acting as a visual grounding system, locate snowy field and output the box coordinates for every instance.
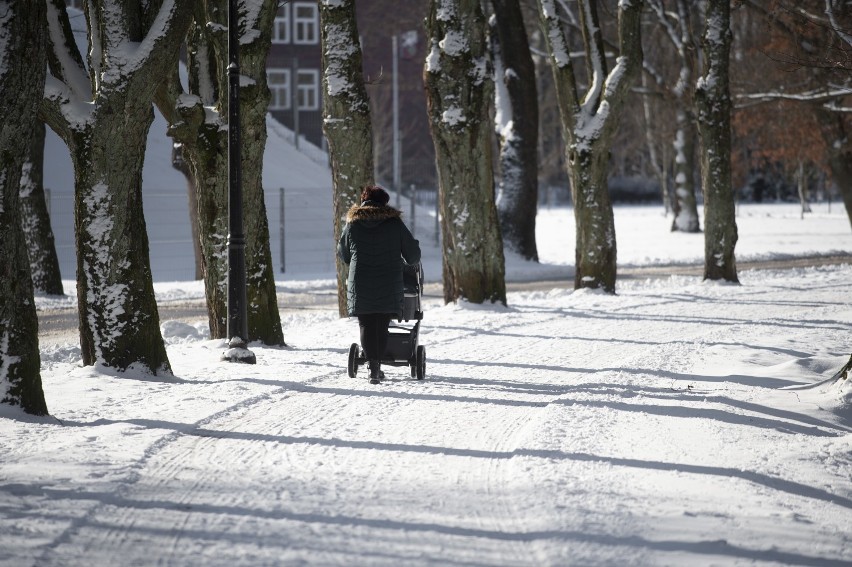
[2,203,851,566]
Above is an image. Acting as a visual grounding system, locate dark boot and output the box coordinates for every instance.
[368,360,382,384]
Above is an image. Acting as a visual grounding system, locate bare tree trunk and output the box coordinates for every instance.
[320,0,375,317]
[425,0,506,305]
[236,1,285,345]
[0,0,49,415]
[170,144,203,280]
[162,73,231,338]
[651,0,701,233]
[157,0,284,344]
[42,0,192,372]
[696,0,738,283]
[489,0,539,261]
[71,103,172,371]
[816,109,852,231]
[640,72,672,215]
[537,0,644,293]
[570,146,618,291]
[827,149,852,230]
[796,160,812,219]
[671,112,701,232]
[20,120,64,295]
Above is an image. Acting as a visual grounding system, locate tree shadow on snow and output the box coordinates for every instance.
[3,481,847,566]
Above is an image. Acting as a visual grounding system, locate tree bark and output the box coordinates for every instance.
[319,0,376,317]
[696,0,738,283]
[20,121,65,295]
[170,144,203,280]
[640,72,672,215]
[671,112,701,232]
[42,0,192,372]
[537,0,644,293]
[0,0,49,415]
[425,0,507,305]
[649,0,701,233]
[157,0,284,345]
[489,0,539,261]
[233,1,284,345]
[816,109,852,231]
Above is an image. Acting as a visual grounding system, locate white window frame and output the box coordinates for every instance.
[272,4,291,44]
[293,3,319,45]
[296,69,320,111]
[267,69,292,110]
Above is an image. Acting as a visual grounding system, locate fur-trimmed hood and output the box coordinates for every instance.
[346,203,402,223]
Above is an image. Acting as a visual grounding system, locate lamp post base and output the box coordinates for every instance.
[221,337,257,364]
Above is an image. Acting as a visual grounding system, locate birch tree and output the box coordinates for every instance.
[42,0,192,373]
[696,0,738,282]
[319,0,375,317]
[489,0,539,261]
[537,0,644,292]
[1,0,49,415]
[156,0,285,345]
[425,0,506,305]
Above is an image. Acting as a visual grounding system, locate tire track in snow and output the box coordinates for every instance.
[35,366,343,567]
[501,284,852,565]
[71,318,568,565]
[41,275,845,565]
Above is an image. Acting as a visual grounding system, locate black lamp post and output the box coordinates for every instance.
[221,0,256,364]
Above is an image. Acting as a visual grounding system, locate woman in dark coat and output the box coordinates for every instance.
[338,185,421,383]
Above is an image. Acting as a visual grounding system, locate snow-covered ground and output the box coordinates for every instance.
[2,204,851,566]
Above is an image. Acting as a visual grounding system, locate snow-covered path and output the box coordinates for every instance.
[5,264,850,566]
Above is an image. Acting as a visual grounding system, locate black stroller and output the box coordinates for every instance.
[347,262,426,380]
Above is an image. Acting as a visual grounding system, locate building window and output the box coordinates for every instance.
[268,69,291,110]
[296,69,320,110]
[293,3,319,45]
[272,5,290,44]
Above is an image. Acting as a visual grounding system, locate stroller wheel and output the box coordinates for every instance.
[415,345,426,380]
[347,343,360,378]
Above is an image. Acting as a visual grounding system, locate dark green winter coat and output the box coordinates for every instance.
[338,202,421,317]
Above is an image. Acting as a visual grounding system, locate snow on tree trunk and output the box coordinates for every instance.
[649,0,701,233]
[42,0,193,373]
[489,0,539,261]
[696,0,738,283]
[232,1,284,345]
[70,105,171,372]
[0,0,49,415]
[157,0,284,345]
[20,121,64,295]
[164,78,230,340]
[671,114,701,232]
[425,0,507,305]
[537,0,644,293]
[571,146,618,291]
[319,0,376,318]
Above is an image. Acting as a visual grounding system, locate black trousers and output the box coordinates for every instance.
[357,313,394,361]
